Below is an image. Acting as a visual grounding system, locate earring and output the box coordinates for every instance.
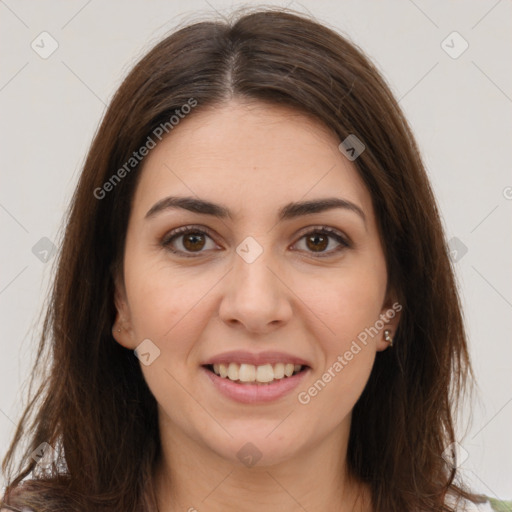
[384,329,394,347]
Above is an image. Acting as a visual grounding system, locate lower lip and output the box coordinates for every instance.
[202,366,310,404]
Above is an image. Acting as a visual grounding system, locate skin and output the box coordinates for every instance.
[113,99,400,512]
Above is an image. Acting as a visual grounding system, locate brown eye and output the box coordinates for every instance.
[293,227,350,257]
[305,233,329,252]
[162,225,349,259]
[182,232,206,252]
[161,226,218,257]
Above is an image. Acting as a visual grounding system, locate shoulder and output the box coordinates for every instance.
[1,506,35,512]
[1,507,34,512]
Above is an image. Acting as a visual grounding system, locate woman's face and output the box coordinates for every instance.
[114,99,399,467]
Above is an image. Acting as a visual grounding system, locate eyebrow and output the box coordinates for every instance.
[145,195,366,224]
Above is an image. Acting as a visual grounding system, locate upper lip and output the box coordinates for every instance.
[202,350,311,368]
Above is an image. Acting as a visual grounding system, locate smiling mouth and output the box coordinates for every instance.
[203,362,308,385]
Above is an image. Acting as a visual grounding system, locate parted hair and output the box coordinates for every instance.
[2,7,483,511]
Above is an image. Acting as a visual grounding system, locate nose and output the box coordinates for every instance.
[218,246,293,334]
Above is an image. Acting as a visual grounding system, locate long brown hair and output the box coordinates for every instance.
[2,7,484,511]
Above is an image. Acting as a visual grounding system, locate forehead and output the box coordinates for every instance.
[132,100,372,220]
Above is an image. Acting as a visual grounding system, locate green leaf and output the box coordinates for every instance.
[489,498,512,512]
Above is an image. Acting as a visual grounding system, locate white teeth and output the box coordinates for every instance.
[227,362,239,381]
[239,363,256,382]
[273,362,285,379]
[256,364,274,383]
[219,363,228,378]
[210,362,304,383]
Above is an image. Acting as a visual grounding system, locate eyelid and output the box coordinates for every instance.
[160,224,351,258]
[291,225,351,257]
[160,224,221,257]
[160,224,218,246]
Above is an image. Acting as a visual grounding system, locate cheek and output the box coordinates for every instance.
[292,257,385,411]
[295,275,380,425]
[123,256,218,363]
[124,246,186,331]
[124,266,212,412]
[299,261,386,346]
[126,275,180,339]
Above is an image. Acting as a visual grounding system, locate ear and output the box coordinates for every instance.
[111,273,137,350]
[376,292,402,352]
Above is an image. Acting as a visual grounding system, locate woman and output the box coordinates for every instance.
[1,7,505,512]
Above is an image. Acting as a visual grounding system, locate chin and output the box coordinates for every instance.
[199,419,312,468]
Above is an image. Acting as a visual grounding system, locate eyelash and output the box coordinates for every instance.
[160,224,351,259]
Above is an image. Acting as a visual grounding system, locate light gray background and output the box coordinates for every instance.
[1,0,511,501]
